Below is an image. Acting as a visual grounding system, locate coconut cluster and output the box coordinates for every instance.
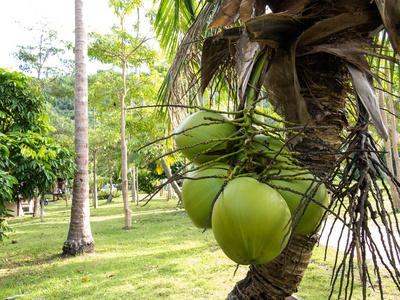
[174,110,329,265]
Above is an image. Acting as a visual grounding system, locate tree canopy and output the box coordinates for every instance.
[0,68,76,241]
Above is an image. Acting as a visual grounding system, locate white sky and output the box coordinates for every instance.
[0,0,155,74]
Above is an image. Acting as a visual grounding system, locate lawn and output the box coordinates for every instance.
[1,194,400,299]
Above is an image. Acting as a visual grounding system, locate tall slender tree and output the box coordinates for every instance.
[63,0,95,255]
[88,0,156,228]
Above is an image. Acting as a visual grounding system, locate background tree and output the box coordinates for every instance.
[88,0,157,228]
[0,68,76,234]
[63,0,95,255]
[13,20,68,84]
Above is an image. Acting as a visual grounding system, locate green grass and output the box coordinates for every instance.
[1,195,400,299]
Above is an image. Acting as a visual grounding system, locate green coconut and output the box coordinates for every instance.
[174,111,237,166]
[212,177,292,265]
[253,134,293,165]
[235,134,293,167]
[182,163,231,229]
[269,169,329,234]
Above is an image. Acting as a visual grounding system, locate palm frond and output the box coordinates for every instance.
[374,0,400,55]
[154,0,198,62]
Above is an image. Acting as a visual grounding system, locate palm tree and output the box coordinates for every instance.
[63,0,95,255]
[154,0,400,299]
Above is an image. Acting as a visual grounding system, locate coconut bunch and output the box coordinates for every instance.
[174,109,329,265]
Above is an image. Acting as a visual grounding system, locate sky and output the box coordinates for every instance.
[0,0,155,74]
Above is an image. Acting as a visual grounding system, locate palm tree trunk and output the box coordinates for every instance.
[227,234,319,299]
[63,0,94,255]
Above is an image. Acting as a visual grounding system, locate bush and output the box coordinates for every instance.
[97,190,117,200]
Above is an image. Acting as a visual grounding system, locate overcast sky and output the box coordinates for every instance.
[0,0,155,74]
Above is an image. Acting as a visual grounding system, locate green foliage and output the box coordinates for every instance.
[154,0,197,61]
[138,160,185,194]
[109,0,141,19]
[0,68,76,240]
[97,190,118,200]
[88,27,156,69]
[0,218,13,241]
[5,132,77,201]
[138,167,157,193]
[0,69,49,134]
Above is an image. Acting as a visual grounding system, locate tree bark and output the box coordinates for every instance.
[63,0,94,255]
[227,234,319,300]
[33,192,40,217]
[167,183,172,201]
[131,166,135,202]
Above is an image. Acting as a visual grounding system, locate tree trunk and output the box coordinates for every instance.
[136,167,139,204]
[40,193,44,222]
[227,234,319,299]
[131,166,137,203]
[93,150,98,208]
[33,192,40,217]
[63,0,94,255]
[106,172,114,203]
[120,58,132,228]
[160,157,182,203]
[167,183,173,200]
[160,179,165,197]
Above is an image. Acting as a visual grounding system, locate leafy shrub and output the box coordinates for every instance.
[97,190,117,200]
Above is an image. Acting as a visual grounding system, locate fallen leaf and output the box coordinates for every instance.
[77,270,83,273]
[107,274,116,278]
[66,280,71,284]
[82,277,89,282]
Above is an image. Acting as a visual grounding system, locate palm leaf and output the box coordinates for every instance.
[346,62,389,139]
[374,0,400,55]
[154,0,197,62]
